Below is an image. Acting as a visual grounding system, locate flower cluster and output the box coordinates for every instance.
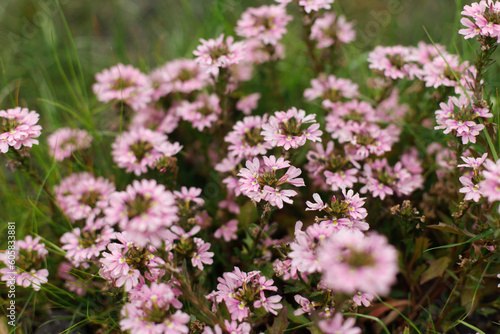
[55,172,115,222]
[193,34,246,75]
[435,94,493,144]
[0,107,42,153]
[304,74,359,105]
[99,233,166,291]
[207,267,282,321]
[0,236,49,291]
[261,107,322,150]
[225,115,272,158]
[318,231,398,295]
[120,283,189,334]
[105,179,178,247]
[48,127,93,161]
[310,12,356,48]
[459,1,500,42]
[360,156,423,200]
[236,5,292,45]
[479,158,500,211]
[238,156,305,208]
[93,63,152,111]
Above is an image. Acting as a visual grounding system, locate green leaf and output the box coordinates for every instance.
[268,306,289,334]
[427,223,476,237]
[424,230,494,252]
[284,284,307,294]
[237,201,258,226]
[420,257,451,284]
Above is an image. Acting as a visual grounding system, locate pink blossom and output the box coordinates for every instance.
[176,93,221,131]
[47,127,92,161]
[261,107,322,150]
[236,93,261,115]
[209,267,281,321]
[0,107,42,153]
[214,219,239,242]
[294,295,318,315]
[298,0,334,13]
[368,45,421,80]
[149,58,210,99]
[238,156,304,208]
[317,231,398,295]
[225,115,272,158]
[304,74,359,104]
[353,292,374,307]
[111,127,168,176]
[318,313,361,334]
[193,34,246,75]
[236,5,292,45]
[93,63,152,111]
[311,12,356,48]
[55,173,115,222]
[191,238,214,270]
[479,158,500,204]
[104,179,178,247]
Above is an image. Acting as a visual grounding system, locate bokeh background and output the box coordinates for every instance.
[0,0,468,114]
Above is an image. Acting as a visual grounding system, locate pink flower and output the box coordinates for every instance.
[225,115,272,158]
[243,38,286,64]
[238,156,304,209]
[435,94,491,144]
[368,45,421,80]
[294,295,317,315]
[261,107,322,150]
[236,5,292,45]
[459,175,482,202]
[324,169,358,191]
[318,313,361,334]
[61,225,114,266]
[304,74,359,104]
[193,34,246,75]
[311,12,356,48]
[149,58,210,99]
[120,283,187,334]
[422,54,475,92]
[317,231,398,295]
[479,158,500,204]
[104,179,178,247]
[236,93,261,115]
[176,93,221,131]
[306,193,327,211]
[298,0,334,13]
[253,292,283,315]
[458,153,488,170]
[209,267,281,321]
[174,186,205,206]
[353,292,374,307]
[0,107,42,153]
[55,173,115,222]
[93,63,152,111]
[289,221,335,274]
[111,127,168,176]
[191,238,214,270]
[459,1,500,42]
[214,219,239,242]
[131,105,180,134]
[17,236,48,258]
[1,236,49,291]
[48,127,92,161]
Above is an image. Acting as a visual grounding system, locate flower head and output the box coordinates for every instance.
[0,107,42,153]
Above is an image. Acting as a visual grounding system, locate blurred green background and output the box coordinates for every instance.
[0,0,467,120]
